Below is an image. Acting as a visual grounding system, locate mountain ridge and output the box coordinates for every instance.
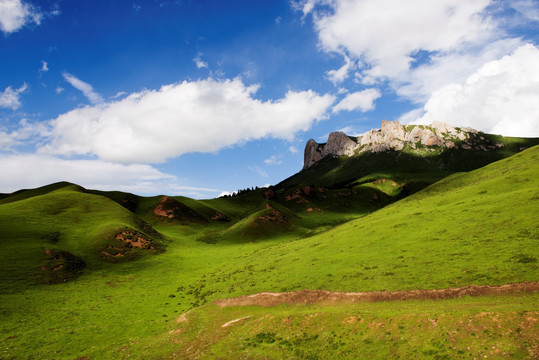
[304,120,506,169]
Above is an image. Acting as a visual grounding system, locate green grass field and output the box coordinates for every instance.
[0,146,538,359]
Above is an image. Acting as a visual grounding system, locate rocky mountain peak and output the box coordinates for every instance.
[303,120,503,169]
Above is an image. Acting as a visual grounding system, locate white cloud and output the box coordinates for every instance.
[326,55,355,85]
[336,125,368,137]
[111,91,126,99]
[40,77,335,163]
[291,0,317,17]
[40,60,48,72]
[0,0,43,34]
[302,0,539,138]
[0,83,27,110]
[304,1,530,103]
[0,153,223,197]
[313,0,494,80]
[0,118,49,150]
[63,73,104,104]
[415,44,539,137]
[264,155,283,165]
[510,0,539,22]
[397,108,423,125]
[55,86,64,94]
[193,53,208,69]
[0,131,18,149]
[289,145,298,154]
[332,88,381,113]
[395,38,523,102]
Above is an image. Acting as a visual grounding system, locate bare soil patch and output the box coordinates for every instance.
[214,282,539,308]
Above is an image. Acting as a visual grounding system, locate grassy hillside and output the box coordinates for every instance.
[0,183,164,289]
[172,293,539,359]
[0,146,537,359]
[167,145,539,358]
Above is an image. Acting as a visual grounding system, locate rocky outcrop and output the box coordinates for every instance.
[303,139,324,169]
[322,132,358,157]
[303,120,503,169]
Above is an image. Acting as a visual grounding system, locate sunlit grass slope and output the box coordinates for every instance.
[167,145,539,359]
[0,147,537,359]
[196,146,539,298]
[172,293,539,359]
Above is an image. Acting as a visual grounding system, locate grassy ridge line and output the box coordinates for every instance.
[0,181,80,205]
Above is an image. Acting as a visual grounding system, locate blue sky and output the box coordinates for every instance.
[1,0,538,198]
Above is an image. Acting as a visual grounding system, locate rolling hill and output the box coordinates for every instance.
[0,124,537,359]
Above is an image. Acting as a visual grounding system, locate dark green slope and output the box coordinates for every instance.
[0,184,165,289]
[87,190,231,225]
[0,181,80,205]
[278,135,539,191]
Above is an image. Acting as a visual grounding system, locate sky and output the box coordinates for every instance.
[1,0,538,198]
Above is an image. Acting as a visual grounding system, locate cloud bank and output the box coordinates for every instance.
[415,44,539,137]
[40,77,335,163]
[0,153,224,197]
[300,0,539,137]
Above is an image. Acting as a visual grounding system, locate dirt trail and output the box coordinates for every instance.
[214,282,539,308]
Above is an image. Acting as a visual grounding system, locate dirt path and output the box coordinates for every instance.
[214,281,539,308]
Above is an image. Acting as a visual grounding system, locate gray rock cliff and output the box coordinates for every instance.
[303,120,502,169]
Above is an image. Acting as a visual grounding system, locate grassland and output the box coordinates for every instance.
[0,146,538,359]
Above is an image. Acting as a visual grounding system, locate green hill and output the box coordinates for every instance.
[166,145,539,358]
[0,183,165,289]
[0,145,537,359]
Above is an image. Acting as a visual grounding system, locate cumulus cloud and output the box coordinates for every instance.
[193,53,208,69]
[332,88,381,113]
[63,73,104,104]
[40,60,48,72]
[395,37,523,102]
[301,1,531,103]
[0,83,27,110]
[326,55,355,85]
[0,0,42,34]
[0,154,223,197]
[312,0,493,79]
[40,77,335,163]
[0,118,49,150]
[414,44,539,137]
[298,0,539,138]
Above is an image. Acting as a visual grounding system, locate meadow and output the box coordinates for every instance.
[0,146,538,359]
